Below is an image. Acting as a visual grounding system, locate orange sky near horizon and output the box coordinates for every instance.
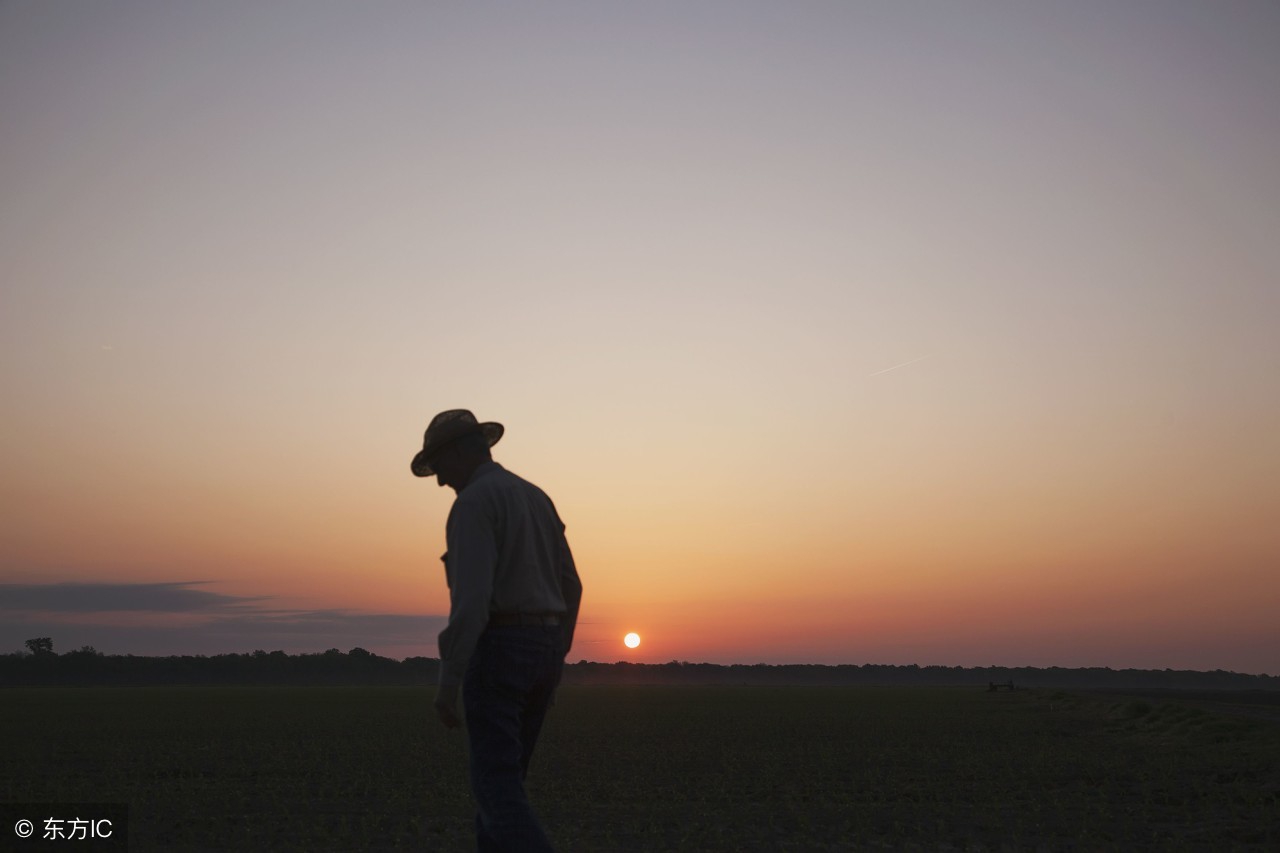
[2,2,1278,674]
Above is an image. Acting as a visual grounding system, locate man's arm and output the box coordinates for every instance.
[557,528,582,659]
[437,500,497,690]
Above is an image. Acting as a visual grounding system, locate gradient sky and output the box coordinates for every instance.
[2,1,1277,674]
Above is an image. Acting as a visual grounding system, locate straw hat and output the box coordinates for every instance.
[411,409,504,477]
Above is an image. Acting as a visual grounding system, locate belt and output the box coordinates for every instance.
[488,612,563,627]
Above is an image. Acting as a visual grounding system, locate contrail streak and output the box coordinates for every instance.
[868,355,930,376]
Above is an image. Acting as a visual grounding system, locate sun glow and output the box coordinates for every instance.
[623,632,641,649]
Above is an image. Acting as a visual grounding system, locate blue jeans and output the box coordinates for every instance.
[463,625,563,852]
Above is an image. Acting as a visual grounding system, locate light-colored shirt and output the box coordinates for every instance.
[437,461,583,687]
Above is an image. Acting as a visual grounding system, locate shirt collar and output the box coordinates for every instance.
[459,461,503,492]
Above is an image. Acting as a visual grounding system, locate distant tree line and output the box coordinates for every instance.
[564,660,1278,691]
[4,640,438,686]
[3,639,1275,690]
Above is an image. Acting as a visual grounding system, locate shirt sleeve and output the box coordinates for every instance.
[557,521,583,659]
[437,499,497,687]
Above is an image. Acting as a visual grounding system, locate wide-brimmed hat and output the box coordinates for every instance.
[411,409,504,477]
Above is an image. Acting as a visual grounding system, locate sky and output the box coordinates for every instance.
[2,1,1277,674]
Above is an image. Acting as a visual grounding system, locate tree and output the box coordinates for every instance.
[24,637,54,656]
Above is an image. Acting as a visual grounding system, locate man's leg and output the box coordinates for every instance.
[519,646,563,778]
[464,628,556,853]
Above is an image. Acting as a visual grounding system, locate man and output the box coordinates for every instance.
[411,409,582,852]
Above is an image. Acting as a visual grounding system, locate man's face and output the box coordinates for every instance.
[429,451,453,489]
[428,444,463,491]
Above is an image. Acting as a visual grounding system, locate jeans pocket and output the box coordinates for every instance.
[476,631,542,697]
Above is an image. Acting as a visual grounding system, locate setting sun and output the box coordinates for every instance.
[624,632,641,649]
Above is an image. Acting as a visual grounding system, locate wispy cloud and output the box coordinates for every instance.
[0,581,265,613]
[1,581,446,658]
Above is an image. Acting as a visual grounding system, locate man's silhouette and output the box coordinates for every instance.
[412,409,582,852]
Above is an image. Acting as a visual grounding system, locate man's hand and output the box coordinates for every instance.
[434,684,462,729]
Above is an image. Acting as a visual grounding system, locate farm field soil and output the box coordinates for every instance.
[2,685,1276,851]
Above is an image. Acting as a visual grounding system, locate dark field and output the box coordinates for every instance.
[3,685,1276,852]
